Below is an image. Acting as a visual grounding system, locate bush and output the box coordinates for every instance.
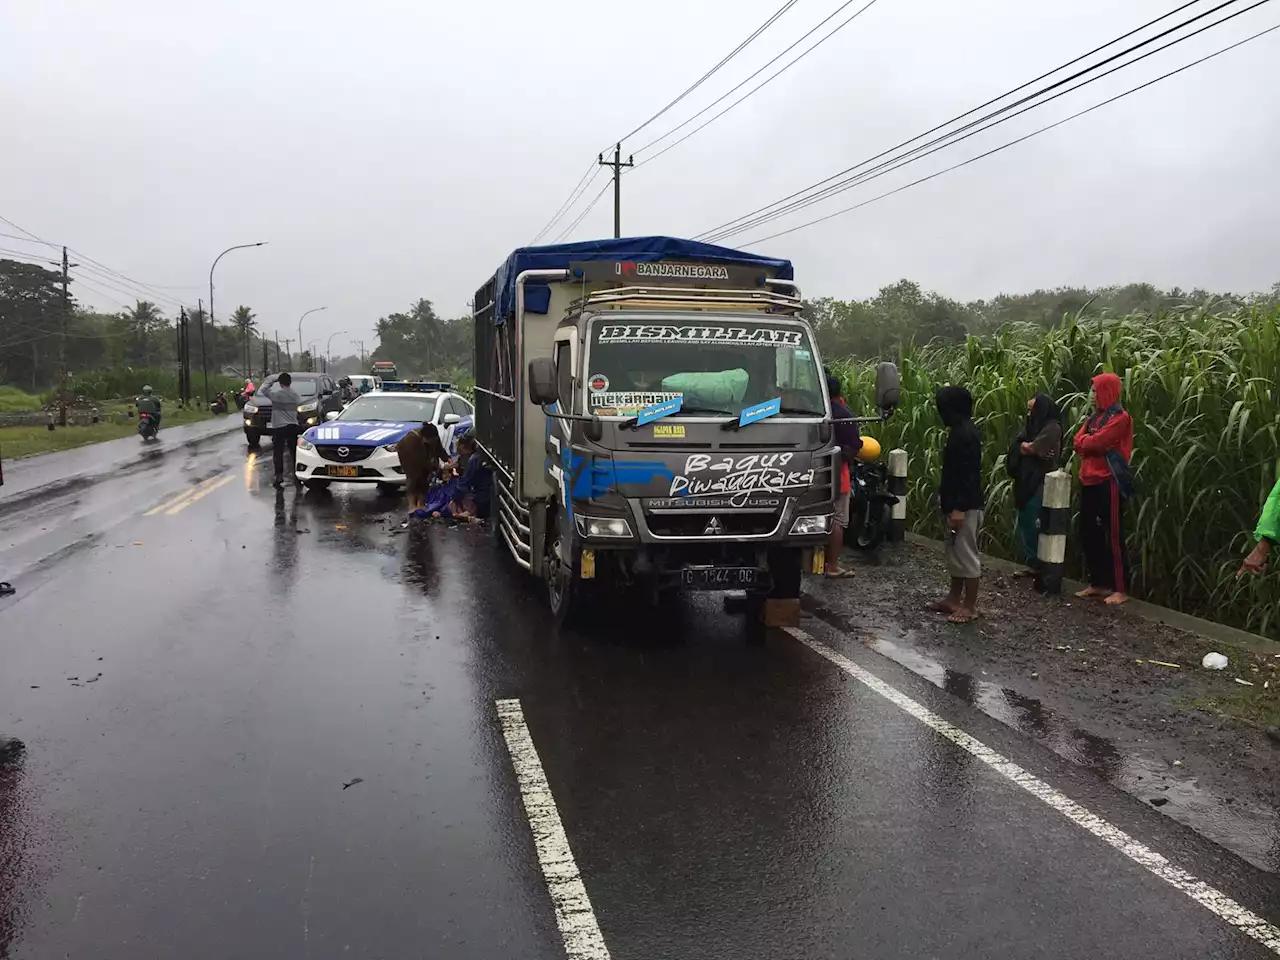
[56,367,242,403]
[830,304,1280,637]
[0,385,42,413]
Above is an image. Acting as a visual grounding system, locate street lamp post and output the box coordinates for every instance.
[298,306,328,372]
[208,241,267,401]
[325,331,348,371]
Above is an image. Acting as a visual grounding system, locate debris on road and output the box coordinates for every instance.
[1234,678,1255,686]
[1202,652,1229,670]
[1148,660,1181,669]
[342,777,364,790]
[0,736,25,767]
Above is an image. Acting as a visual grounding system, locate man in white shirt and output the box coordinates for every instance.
[260,373,303,488]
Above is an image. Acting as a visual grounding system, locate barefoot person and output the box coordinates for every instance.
[1238,474,1280,578]
[1073,372,1134,606]
[396,421,448,514]
[1007,392,1063,576]
[824,371,862,578]
[929,386,984,623]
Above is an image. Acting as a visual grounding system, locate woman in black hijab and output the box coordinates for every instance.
[1006,393,1063,574]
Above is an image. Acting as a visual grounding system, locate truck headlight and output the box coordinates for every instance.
[575,515,633,538]
[244,403,258,414]
[789,514,832,535]
[297,437,315,452]
[298,400,319,413]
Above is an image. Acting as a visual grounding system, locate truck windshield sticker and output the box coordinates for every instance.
[738,397,782,427]
[669,452,814,499]
[589,391,682,417]
[635,395,683,426]
[596,324,803,347]
[587,373,609,393]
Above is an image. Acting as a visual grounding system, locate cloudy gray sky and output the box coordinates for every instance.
[2,0,1277,353]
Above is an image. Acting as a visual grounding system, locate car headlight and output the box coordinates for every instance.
[244,403,258,414]
[789,514,832,535]
[575,515,633,538]
[297,437,315,452]
[298,400,319,413]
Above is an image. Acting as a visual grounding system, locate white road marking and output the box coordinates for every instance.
[144,473,230,516]
[496,699,612,960]
[165,475,235,515]
[782,626,1280,955]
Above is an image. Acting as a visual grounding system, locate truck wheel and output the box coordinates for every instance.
[245,429,261,448]
[546,528,590,628]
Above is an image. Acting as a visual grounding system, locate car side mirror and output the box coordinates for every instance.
[442,413,461,426]
[874,361,901,413]
[324,410,340,422]
[527,357,559,406]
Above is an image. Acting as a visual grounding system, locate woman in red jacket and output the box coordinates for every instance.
[1073,372,1134,605]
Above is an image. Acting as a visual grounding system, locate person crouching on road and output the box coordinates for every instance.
[450,435,492,520]
[1072,372,1134,606]
[1239,473,1280,578]
[1006,392,1063,576]
[397,421,448,514]
[930,386,984,623]
[824,372,862,579]
[260,372,302,489]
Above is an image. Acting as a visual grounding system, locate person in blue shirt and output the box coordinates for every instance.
[451,435,491,519]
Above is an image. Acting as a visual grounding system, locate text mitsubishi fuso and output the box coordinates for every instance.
[472,237,899,627]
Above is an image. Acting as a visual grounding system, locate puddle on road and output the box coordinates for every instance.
[867,634,1280,874]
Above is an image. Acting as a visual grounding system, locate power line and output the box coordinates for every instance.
[528,0,801,245]
[611,0,802,147]
[699,0,1257,241]
[741,19,1280,246]
[632,0,879,161]
[528,162,601,245]
[552,181,612,243]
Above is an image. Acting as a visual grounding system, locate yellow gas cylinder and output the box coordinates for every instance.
[857,436,882,462]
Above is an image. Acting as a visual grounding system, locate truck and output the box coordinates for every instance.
[471,236,898,627]
[371,360,398,380]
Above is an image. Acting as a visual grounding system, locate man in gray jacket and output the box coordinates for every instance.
[260,373,303,488]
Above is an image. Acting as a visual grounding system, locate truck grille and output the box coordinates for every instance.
[316,445,375,463]
[645,511,781,537]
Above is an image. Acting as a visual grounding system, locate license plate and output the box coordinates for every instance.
[681,566,758,589]
[325,465,359,478]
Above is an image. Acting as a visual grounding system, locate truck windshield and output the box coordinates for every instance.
[584,319,824,417]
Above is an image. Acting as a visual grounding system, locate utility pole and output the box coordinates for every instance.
[274,330,281,370]
[281,338,294,370]
[177,308,186,405]
[197,298,209,406]
[262,334,269,377]
[352,340,365,369]
[598,143,633,239]
[59,246,70,426]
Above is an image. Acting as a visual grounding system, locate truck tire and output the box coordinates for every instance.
[546,526,591,628]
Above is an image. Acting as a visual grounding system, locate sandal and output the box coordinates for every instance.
[0,582,14,596]
[824,568,856,579]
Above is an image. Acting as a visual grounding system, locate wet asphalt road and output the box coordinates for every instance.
[1,433,1278,959]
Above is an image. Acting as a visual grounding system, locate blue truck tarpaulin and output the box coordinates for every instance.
[491,235,794,325]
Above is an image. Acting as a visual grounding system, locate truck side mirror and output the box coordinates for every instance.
[527,357,559,406]
[874,361,901,412]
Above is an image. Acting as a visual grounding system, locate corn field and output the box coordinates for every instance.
[830,303,1280,638]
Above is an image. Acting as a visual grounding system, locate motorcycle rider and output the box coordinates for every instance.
[136,385,162,432]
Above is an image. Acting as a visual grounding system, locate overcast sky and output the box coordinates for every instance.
[2,0,1277,353]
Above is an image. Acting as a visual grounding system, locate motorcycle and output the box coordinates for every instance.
[210,393,229,415]
[845,441,898,555]
[137,412,158,441]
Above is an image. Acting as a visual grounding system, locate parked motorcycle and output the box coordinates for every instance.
[137,412,158,441]
[210,393,229,415]
[845,437,897,554]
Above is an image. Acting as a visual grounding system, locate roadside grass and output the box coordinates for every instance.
[0,406,226,459]
[1192,686,1280,728]
[0,385,43,413]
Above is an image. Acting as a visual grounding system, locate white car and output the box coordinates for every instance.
[346,375,380,397]
[293,387,474,492]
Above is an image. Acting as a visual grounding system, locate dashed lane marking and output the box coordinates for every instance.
[496,698,612,960]
[164,475,235,516]
[782,626,1280,956]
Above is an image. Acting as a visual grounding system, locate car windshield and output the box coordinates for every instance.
[258,376,318,399]
[584,318,824,417]
[339,395,437,422]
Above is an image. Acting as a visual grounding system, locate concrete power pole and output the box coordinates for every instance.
[598,143,634,239]
[59,246,70,426]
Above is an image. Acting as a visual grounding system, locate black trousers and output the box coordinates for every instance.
[1080,480,1130,592]
[272,425,300,480]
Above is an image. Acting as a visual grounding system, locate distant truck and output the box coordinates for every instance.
[371,360,398,380]
[471,236,898,627]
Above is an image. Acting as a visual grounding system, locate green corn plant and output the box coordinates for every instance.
[832,304,1280,638]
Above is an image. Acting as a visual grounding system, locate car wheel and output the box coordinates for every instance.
[244,429,261,448]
